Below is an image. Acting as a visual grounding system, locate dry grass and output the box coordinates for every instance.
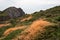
[20,15,32,22]
[13,19,53,40]
[0,23,10,28]
[3,26,26,36]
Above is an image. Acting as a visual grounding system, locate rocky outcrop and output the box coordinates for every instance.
[0,7,25,21]
[4,7,25,18]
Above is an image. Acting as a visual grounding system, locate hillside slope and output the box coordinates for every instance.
[12,19,53,40]
[0,6,60,40]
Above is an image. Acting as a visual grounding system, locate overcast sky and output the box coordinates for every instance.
[0,0,60,13]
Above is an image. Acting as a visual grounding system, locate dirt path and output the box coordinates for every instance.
[20,15,32,22]
[0,23,10,28]
[13,19,53,40]
[3,26,26,36]
[1,15,32,38]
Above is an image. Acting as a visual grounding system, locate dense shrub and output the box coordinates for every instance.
[10,19,17,26]
[55,16,60,21]
[34,25,60,40]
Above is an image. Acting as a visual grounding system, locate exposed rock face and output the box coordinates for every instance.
[5,7,25,18]
[0,7,25,21]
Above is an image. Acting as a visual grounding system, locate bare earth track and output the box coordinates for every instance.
[3,26,26,36]
[20,15,32,22]
[0,23,10,28]
[12,19,53,40]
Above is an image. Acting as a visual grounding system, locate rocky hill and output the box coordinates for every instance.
[0,6,60,40]
[0,7,25,21]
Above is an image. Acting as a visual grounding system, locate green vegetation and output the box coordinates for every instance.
[2,29,23,40]
[0,12,8,16]
[0,6,60,40]
[0,25,12,37]
[10,19,17,26]
[30,6,60,40]
[0,18,19,37]
[20,20,32,26]
[55,16,60,21]
[34,25,60,40]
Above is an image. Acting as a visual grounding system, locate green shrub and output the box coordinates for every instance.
[55,16,60,21]
[34,25,60,40]
[20,20,32,26]
[10,19,17,26]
